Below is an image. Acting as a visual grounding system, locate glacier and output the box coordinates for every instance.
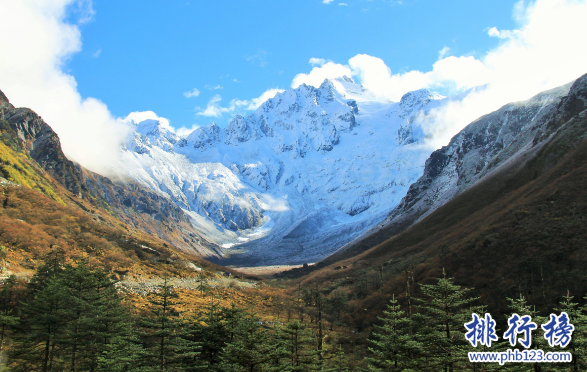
[117,77,461,266]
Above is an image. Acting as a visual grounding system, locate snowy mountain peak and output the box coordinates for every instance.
[330,76,379,102]
[388,89,446,121]
[184,122,220,150]
[127,119,179,153]
[399,89,444,108]
[118,80,474,265]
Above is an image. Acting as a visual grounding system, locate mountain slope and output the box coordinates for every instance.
[283,72,587,328]
[119,77,460,265]
[0,90,220,257]
[326,79,576,263]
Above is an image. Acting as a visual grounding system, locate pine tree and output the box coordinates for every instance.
[326,289,348,331]
[277,320,319,371]
[141,275,200,371]
[462,304,501,372]
[9,257,138,372]
[219,314,276,372]
[187,302,244,371]
[0,275,19,357]
[59,261,135,371]
[323,344,353,372]
[195,274,210,296]
[554,292,585,372]
[9,252,69,372]
[367,294,421,371]
[415,274,478,372]
[311,287,326,362]
[504,294,549,372]
[98,325,147,372]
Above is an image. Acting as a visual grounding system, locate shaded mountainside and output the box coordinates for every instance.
[325,77,579,265]
[0,90,221,257]
[282,73,587,329]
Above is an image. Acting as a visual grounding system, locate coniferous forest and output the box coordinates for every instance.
[0,250,586,371]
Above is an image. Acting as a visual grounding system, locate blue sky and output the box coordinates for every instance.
[67,0,518,129]
[2,0,587,174]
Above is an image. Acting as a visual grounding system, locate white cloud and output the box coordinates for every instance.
[260,194,289,212]
[322,0,334,3]
[195,88,285,117]
[338,3,348,5]
[119,111,171,129]
[246,50,268,67]
[438,46,450,59]
[183,88,200,98]
[309,58,327,66]
[246,88,285,110]
[175,124,201,136]
[120,111,201,137]
[0,0,131,176]
[196,95,231,117]
[92,48,101,58]
[292,0,587,150]
[345,54,492,102]
[417,0,587,148]
[291,62,353,89]
[205,84,223,90]
[487,26,521,39]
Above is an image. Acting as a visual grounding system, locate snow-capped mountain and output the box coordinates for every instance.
[327,78,581,263]
[118,77,456,265]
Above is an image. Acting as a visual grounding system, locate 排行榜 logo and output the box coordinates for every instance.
[465,312,575,365]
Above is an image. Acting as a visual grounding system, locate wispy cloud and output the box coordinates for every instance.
[121,111,200,137]
[246,50,269,67]
[438,46,450,59]
[204,84,223,90]
[309,58,327,66]
[322,0,334,3]
[196,95,231,117]
[92,48,101,57]
[292,61,352,89]
[195,88,285,117]
[68,0,96,24]
[183,88,200,98]
[486,27,521,40]
[338,3,348,6]
[175,124,200,136]
[244,88,285,110]
[120,111,171,129]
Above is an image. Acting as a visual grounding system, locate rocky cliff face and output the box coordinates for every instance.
[0,90,220,257]
[0,99,86,196]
